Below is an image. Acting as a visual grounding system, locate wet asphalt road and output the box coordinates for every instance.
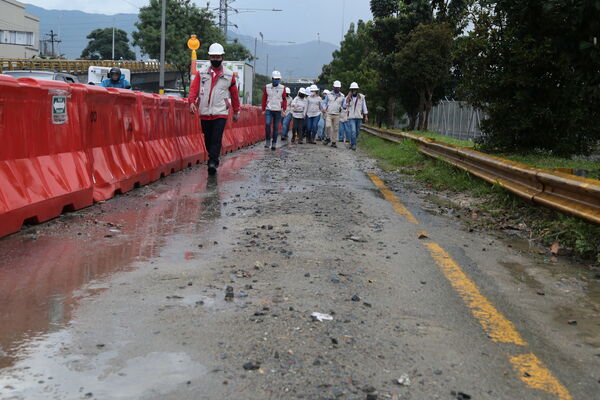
[0,140,599,400]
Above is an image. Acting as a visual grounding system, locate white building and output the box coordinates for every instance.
[0,0,40,58]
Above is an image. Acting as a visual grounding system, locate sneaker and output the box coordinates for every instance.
[331,142,337,148]
[271,145,276,151]
[207,161,217,175]
[264,142,270,148]
[351,145,356,151]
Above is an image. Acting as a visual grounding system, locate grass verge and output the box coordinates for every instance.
[359,132,600,264]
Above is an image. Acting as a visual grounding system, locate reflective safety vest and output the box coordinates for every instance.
[265,83,286,111]
[325,92,345,115]
[198,68,234,116]
[347,94,366,119]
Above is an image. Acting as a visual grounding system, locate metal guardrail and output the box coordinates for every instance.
[0,59,176,74]
[362,125,600,225]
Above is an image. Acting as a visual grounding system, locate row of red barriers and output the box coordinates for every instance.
[0,75,265,238]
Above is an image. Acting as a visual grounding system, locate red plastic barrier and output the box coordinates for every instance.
[0,76,265,238]
[78,85,153,201]
[174,98,207,169]
[0,76,93,237]
[139,93,183,181]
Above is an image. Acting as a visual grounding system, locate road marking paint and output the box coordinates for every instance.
[423,242,527,345]
[371,171,573,398]
[509,353,573,400]
[367,173,419,224]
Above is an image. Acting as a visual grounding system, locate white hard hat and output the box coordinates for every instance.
[310,84,319,91]
[286,87,291,94]
[349,82,359,89]
[333,80,342,88]
[208,43,225,55]
[298,87,307,95]
[271,70,282,79]
[323,89,330,95]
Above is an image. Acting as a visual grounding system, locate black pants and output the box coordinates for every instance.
[201,118,228,166]
[292,117,305,139]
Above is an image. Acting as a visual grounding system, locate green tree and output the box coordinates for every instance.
[252,73,271,106]
[395,23,453,130]
[80,28,136,60]
[456,0,600,155]
[133,0,251,93]
[319,21,388,125]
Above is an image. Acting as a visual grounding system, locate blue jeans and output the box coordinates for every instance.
[346,119,360,147]
[339,121,350,141]
[307,115,320,139]
[349,119,362,140]
[281,113,293,138]
[317,116,326,139]
[265,110,282,144]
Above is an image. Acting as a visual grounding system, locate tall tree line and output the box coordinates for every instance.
[320,0,600,155]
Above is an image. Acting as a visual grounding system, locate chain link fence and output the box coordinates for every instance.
[427,99,484,142]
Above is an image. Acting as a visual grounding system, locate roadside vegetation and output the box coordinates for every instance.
[359,133,600,264]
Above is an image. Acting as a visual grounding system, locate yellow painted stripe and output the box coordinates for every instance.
[510,353,572,400]
[367,173,419,224]
[424,242,527,345]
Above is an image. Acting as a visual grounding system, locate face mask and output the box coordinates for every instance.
[333,88,340,94]
[299,94,305,99]
[352,91,358,97]
[210,60,222,68]
[272,79,281,86]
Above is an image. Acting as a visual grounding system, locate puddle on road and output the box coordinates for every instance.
[498,237,600,348]
[0,150,262,370]
[498,261,544,290]
[0,327,207,399]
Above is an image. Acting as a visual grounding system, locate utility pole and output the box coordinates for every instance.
[219,0,229,40]
[159,0,166,94]
[45,30,61,58]
[253,37,257,97]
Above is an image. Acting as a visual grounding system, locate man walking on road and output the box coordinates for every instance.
[290,87,308,144]
[281,87,294,141]
[305,85,322,144]
[261,71,287,150]
[322,81,346,148]
[188,43,240,176]
[346,82,368,151]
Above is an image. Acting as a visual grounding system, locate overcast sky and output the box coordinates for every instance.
[25,0,373,45]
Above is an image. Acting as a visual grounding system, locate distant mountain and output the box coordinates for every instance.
[228,31,338,79]
[24,4,338,78]
[25,4,142,59]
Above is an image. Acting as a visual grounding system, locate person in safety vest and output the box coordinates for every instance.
[305,85,321,144]
[345,82,368,151]
[188,42,241,176]
[261,70,287,150]
[281,87,294,141]
[100,67,132,89]
[322,81,347,148]
[290,87,308,144]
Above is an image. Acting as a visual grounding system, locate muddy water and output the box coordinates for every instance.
[0,151,262,371]
[498,237,600,348]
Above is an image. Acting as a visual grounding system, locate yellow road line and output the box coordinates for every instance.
[370,171,573,399]
[424,242,527,345]
[510,353,573,400]
[367,173,419,224]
